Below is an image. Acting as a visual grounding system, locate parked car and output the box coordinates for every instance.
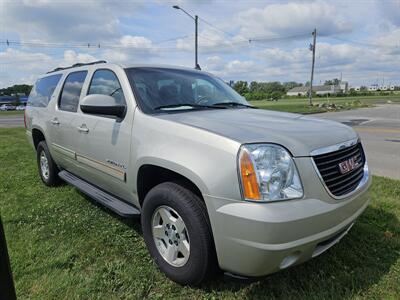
[16,105,26,111]
[25,61,371,285]
[0,104,16,111]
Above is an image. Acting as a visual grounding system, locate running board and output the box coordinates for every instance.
[58,170,140,218]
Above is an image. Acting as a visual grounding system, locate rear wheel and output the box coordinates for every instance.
[36,141,60,186]
[141,182,215,285]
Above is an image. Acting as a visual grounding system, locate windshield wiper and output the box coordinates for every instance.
[154,103,226,110]
[211,102,257,108]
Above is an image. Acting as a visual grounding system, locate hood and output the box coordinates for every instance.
[157,108,357,157]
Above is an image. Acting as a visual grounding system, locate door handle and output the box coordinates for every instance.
[77,125,89,133]
[50,118,59,125]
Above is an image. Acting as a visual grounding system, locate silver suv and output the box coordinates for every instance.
[25,61,371,285]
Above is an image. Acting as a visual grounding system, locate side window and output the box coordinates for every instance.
[88,70,126,105]
[28,74,62,107]
[59,71,87,112]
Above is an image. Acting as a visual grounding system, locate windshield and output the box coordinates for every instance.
[125,67,250,113]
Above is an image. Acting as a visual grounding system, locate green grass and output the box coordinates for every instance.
[0,110,25,116]
[1,127,399,299]
[250,95,400,114]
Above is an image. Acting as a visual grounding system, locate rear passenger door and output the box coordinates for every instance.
[72,68,133,201]
[49,71,87,173]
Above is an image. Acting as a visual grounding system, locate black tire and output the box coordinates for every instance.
[36,141,60,186]
[141,182,216,285]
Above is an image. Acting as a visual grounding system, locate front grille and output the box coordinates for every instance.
[313,142,365,197]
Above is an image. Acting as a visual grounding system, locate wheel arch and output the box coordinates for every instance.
[135,160,209,209]
[31,127,46,149]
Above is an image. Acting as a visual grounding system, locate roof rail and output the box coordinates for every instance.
[47,60,107,74]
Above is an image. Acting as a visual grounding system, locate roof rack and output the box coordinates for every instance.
[47,60,107,74]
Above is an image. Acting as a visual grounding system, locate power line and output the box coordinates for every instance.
[329,36,400,50]
[249,32,310,43]
[198,16,248,42]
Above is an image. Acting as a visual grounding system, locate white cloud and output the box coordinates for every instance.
[62,50,98,66]
[236,1,352,39]
[1,0,143,42]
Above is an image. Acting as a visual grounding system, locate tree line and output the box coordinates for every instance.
[0,84,33,96]
[232,81,303,101]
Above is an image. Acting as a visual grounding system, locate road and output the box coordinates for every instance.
[0,114,24,128]
[1,105,399,179]
[313,104,400,180]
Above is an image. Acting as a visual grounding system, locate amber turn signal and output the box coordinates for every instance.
[240,151,261,200]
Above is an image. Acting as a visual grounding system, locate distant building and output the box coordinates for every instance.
[287,84,344,96]
[390,85,395,91]
[353,86,361,92]
[0,95,17,104]
[339,81,349,93]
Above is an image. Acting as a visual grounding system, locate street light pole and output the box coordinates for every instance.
[195,15,198,69]
[173,5,200,69]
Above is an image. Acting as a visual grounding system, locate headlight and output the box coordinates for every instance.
[238,144,303,202]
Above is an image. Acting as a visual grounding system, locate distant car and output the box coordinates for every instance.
[16,105,26,111]
[0,104,16,111]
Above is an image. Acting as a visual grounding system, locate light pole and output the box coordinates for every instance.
[172,5,200,69]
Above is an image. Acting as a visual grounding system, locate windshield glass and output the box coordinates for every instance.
[125,67,249,113]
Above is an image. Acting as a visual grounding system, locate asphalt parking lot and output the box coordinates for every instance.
[313,104,400,180]
[1,104,399,179]
[0,114,24,128]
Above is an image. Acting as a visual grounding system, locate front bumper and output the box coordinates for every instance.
[204,158,371,277]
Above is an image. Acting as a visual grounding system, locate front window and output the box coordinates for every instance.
[125,67,251,114]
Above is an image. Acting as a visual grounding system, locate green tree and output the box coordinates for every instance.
[249,81,259,93]
[283,81,302,92]
[232,81,249,95]
[324,78,340,86]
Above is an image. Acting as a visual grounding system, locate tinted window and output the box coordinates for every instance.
[88,70,125,105]
[59,71,87,112]
[28,74,62,107]
[125,67,247,114]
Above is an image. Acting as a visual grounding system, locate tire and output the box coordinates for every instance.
[36,141,60,186]
[141,182,216,285]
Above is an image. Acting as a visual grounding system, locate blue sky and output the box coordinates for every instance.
[1,0,399,87]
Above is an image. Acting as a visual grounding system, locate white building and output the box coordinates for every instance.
[287,85,343,96]
[390,85,395,91]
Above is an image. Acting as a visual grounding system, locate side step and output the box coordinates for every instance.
[58,170,140,218]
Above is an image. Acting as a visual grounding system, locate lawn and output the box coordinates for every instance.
[0,110,24,116]
[250,95,400,114]
[1,128,399,299]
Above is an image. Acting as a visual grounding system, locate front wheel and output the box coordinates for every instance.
[141,182,216,285]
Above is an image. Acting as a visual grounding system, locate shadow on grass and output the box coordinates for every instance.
[77,192,399,299]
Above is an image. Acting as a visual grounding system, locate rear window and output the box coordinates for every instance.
[27,74,62,107]
[59,71,87,112]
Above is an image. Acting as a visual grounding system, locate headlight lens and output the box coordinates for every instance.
[238,144,303,202]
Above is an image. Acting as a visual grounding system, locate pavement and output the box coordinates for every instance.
[0,114,24,128]
[1,104,399,179]
[313,104,400,180]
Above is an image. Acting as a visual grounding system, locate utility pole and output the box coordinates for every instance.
[309,28,317,106]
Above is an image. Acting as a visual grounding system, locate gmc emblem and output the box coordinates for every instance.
[338,156,359,174]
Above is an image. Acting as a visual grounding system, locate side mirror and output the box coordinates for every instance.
[80,94,126,118]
